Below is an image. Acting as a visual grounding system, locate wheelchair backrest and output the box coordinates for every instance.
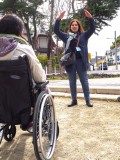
[0,56,33,125]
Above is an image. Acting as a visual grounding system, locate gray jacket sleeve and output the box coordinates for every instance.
[15,44,46,83]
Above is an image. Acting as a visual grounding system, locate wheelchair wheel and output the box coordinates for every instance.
[0,123,5,144]
[56,121,59,139]
[33,91,57,160]
[3,124,16,142]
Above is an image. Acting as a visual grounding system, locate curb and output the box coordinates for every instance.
[51,92,120,102]
[49,86,120,95]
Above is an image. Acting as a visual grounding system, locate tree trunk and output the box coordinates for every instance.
[24,22,33,46]
[32,14,37,50]
[47,0,54,60]
[71,0,75,14]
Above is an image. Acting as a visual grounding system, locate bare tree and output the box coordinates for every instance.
[47,0,54,59]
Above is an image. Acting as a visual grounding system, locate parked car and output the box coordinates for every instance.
[99,62,108,70]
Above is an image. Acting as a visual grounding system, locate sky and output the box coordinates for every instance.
[88,9,120,57]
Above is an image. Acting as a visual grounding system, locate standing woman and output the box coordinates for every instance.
[54,9,95,107]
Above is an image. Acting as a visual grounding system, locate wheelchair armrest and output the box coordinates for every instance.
[35,80,49,90]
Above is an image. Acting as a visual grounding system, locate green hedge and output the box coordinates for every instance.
[37,55,60,69]
[50,56,59,68]
[37,55,48,67]
[37,54,73,71]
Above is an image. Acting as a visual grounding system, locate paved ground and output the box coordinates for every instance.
[0,97,120,160]
[48,77,120,88]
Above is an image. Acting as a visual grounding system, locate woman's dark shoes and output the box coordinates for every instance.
[86,100,93,107]
[68,100,77,107]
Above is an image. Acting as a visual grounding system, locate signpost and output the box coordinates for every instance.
[107,31,118,70]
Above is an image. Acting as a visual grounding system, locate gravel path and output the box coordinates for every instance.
[0,97,120,160]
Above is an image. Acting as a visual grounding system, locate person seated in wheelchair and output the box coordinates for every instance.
[0,14,46,83]
[0,14,47,131]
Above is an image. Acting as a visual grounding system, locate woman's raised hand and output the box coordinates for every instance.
[57,11,65,20]
[84,9,92,18]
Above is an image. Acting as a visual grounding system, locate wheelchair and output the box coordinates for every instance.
[0,55,59,160]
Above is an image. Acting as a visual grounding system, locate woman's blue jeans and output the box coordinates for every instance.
[65,58,90,102]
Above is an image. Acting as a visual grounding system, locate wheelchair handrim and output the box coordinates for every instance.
[39,94,57,160]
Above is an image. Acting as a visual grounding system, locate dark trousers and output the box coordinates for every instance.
[65,58,90,102]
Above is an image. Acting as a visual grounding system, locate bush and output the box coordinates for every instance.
[37,55,48,67]
[51,56,59,68]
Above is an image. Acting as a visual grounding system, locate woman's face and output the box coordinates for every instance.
[70,21,79,33]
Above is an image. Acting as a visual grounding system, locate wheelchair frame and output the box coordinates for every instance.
[0,56,59,160]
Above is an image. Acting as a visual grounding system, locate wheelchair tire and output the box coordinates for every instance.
[3,125,16,142]
[33,91,57,160]
[56,121,59,140]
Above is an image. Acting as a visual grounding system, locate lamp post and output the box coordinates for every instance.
[107,31,118,70]
[114,31,118,70]
[95,51,98,70]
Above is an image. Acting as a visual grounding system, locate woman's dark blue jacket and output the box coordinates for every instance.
[54,18,95,71]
